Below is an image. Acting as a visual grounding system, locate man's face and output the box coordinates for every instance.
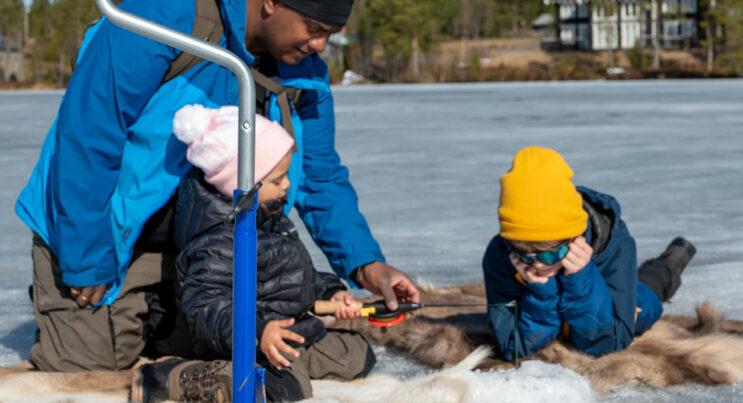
[262,1,343,64]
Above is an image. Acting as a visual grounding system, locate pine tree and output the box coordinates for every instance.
[27,0,100,84]
[709,0,743,74]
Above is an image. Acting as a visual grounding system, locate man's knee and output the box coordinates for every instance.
[29,238,164,372]
[30,307,126,372]
[30,240,122,372]
[31,292,150,372]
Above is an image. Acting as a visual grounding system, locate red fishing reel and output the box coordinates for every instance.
[367,310,405,331]
[313,300,424,333]
[361,301,422,332]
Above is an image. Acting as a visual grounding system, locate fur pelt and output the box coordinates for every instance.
[305,346,496,403]
[0,360,134,403]
[2,282,743,401]
[327,282,743,392]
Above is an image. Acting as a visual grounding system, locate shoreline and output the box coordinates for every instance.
[2,75,741,93]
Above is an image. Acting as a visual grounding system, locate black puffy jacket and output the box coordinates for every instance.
[174,168,346,359]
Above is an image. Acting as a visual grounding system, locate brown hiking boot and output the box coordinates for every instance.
[132,358,232,403]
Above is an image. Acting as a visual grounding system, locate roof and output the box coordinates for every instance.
[532,13,555,27]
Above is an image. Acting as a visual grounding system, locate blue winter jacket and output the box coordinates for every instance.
[482,186,638,361]
[15,0,383,304]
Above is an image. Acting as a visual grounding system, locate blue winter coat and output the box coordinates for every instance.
[15,0,383,304]
[482,187,638,361]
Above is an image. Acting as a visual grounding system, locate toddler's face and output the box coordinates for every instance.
[258,152,292,207]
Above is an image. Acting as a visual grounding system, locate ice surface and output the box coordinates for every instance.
[2,80,743,401]
[0,91,61,368]
[307,360,595,403]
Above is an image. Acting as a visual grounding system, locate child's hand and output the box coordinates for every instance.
[330,291,361,319]
[509,253,550,284]
[260,318,304,370]
[561,236,593,276]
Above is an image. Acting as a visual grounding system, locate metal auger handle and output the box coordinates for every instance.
[93,1,259,402]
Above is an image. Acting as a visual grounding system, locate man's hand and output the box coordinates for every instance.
[69,284,107,307]
[358,261,420,311]
[561,236,593,276]
[260,318,304,370]
[329,290,360,320]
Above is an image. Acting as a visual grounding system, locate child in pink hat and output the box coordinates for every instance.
[154,105,375,402]
[173,104,295,197]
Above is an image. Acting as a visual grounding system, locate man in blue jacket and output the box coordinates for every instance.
[16,0,418,373]
[482,146,696,361]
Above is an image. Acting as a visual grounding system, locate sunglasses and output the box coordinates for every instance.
[509,240,571,265]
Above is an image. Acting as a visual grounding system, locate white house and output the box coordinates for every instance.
[541,0,698,51]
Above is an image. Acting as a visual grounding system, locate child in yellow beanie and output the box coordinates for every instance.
[482,146,697,361]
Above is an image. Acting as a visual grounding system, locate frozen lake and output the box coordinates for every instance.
[2,79,743,402]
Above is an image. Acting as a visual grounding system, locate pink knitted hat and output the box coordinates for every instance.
[173,104,294,197]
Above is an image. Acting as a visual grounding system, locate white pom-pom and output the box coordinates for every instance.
[173,104,213,144]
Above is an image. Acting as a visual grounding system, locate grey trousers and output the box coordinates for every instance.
[29,235,169,372]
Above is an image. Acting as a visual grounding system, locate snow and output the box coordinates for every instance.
[2,79,743,401]
[307,359,595,403]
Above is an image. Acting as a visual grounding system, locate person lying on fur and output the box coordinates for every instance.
[483,146,697,361]
[132,106,376,403]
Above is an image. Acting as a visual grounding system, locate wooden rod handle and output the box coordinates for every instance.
[313,300,363,315]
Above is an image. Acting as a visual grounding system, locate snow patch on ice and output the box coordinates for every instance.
[306,359,594,403]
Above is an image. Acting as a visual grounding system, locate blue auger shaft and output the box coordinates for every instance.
[92,1,259,401]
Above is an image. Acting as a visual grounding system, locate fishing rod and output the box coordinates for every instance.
[314,300,515,331]
[315,298,522,368]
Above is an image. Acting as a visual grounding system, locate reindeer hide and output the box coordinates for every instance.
[327,282,743,392]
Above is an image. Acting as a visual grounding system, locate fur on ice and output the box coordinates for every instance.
[2,282,743,402]
[329,282,743,392]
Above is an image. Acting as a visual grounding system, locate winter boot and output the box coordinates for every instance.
[659,236,697,275]
[638,236,697,302]
[131,358,232,403]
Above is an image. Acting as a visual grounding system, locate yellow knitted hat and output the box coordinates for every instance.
[498,146,587,241]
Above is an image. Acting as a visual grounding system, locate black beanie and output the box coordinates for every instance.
[280,0,355,26]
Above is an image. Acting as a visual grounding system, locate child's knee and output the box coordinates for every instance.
[357,337,376,378]
[334,331,377,379]
[304,330,376,381]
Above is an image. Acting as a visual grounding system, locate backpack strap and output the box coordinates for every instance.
[164,0,302,144]
[161,0,224,84]
[97,0,302,141]
[250,68,303,149]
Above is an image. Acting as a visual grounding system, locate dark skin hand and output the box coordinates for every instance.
[69,285,107,307]
[358,261,420,311]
